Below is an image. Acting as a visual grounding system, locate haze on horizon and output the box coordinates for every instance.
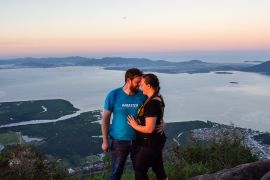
[1,0,270,61]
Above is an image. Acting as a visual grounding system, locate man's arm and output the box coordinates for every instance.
[156,119,165,134]
[101,109,112,152]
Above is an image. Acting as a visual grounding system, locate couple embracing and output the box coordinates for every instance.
[101,68,168,180]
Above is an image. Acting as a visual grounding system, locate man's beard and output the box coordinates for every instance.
[130,85,139,94]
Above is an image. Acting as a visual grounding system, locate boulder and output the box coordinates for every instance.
[261,170,270,180]
[191,160,270,180]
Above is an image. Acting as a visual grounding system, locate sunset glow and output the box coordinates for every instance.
[1,0,270,58]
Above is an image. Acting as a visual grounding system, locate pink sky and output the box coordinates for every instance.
[1,0,270,58]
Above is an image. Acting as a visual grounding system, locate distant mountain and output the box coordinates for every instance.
[0,56,253,74]
[243,61,270,74]
[244,60,265,63]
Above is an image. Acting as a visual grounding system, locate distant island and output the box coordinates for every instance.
[2,56,269,74]
[244,60,265,63]
[215,71,233,74]
[243,61,270,75]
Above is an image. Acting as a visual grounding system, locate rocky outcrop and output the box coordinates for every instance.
[261,170,270,180]
[191,160,270,180]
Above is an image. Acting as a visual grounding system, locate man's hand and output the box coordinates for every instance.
[101,109,112,152]
[102,141,110,152]
[156,119,165,134]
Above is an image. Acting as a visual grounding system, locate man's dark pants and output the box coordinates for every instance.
[110,139,135,180]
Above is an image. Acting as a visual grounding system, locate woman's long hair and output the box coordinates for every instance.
[137,74,165,117]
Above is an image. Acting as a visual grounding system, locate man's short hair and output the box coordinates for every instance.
[125,68,143,82]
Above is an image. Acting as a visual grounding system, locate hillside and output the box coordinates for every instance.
[0,99,79,125]
[244,60,270,74]
[0,99,212,167]
[0,56,253,74]
[1,99,270,178]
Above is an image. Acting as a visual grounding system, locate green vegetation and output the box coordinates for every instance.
[165,135,258,179]
[0,132,17,145]
[0,99,211,167]
[165,121,212,139]
[87,169,135,180]
[0,145,71,180]
[91,131,258,180]
[0,99,79,125]
[165,121,212,147]
[0,99,263,179]
[0,110,102,166]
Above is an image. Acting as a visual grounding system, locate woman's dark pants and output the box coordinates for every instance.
[133,145,167,180]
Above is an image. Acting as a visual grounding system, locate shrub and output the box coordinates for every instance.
[0,145,70,180]
[90,128,258,179]
[169,133,258,179]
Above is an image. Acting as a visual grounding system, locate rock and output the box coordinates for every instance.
[261,170,270,180]
[191,160,270,180]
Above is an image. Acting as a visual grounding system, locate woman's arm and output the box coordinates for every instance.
[127,115,156,133]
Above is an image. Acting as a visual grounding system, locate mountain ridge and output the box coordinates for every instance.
[243,60,270,74]
[0,56,257,74]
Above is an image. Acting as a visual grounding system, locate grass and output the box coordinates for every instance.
[0,132,18,145]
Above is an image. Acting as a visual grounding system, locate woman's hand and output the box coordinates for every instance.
[128,115,156,133]
[127,115,138,128]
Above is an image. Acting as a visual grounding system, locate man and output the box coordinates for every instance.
[101,68,146,180]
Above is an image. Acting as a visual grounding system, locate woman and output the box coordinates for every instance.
[127,73,168,180]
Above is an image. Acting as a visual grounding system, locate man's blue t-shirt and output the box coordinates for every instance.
[104,87,146,140]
